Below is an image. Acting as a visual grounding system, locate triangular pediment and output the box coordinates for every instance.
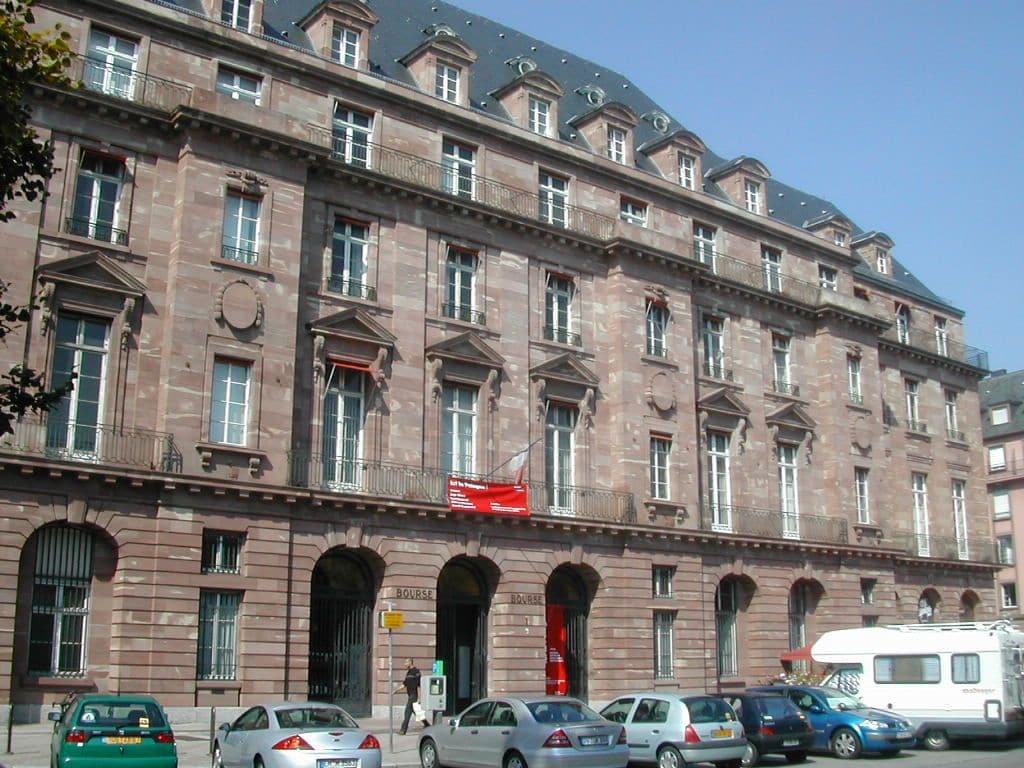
[37,251,146,297]
[400,33,478,67]
[569,101,640,129]
[530,352,599,388]
[639,128,707,156]
[299,0,379,29]
[309,307,396,347]
[492,69,564,100]
[426,331,504,369]
[766,402,816,432]
[698,388,751,418]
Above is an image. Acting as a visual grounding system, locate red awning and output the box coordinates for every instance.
[780,644,815,663]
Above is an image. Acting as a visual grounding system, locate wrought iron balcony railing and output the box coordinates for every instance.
[905,419,929,434]
[442,302,486,325]
[543,325,582,347]
[306,128,617,240]
[64,216,128,246]
[702,362,734,381]
[221,244,259,265]
[327,275,377,301]
[890,531,996,563]
[946,428,966,442]
[772,380,801,397]
[881,324,989,369]
[695,248,824,306]
[70,54,193,112]
[848,390,864,405]
[0,414,181,473]
[698,501,849,545]
[287,453,635,524]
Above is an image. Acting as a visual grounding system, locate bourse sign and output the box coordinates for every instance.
[446,477,530,517]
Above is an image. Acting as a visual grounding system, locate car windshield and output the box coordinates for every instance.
[820,687,866,710]
[527,699,601,723]
[77,701,166,728]
[276,706,357,729]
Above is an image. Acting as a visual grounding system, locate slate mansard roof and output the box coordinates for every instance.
[981,370,1024,439]
[159,0,956,314]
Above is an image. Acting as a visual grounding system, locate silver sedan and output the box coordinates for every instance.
[418,695,629,768]
[213,701,382,768]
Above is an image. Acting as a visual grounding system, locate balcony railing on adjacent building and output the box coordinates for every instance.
[989,458,1024,478]
[71,54,193,112]
[905,419,929,435]
[327,275,377,301]
[881,324,989,369]
[890,531,996,563]
[702,362,734,381]
[0,414,181,473]
[287,453,635,524]
[306,128,617,241]
[64,216,128,247]
[543,325,582,347]
[772,380,801,397]
[697,249,823,306]
[698,502,849,545]
[442,302,486,325]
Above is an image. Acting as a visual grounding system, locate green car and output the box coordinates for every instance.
[49,693,178,768]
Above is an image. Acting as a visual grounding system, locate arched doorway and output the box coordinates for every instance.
[436,557,492,714]
[309,549,376,716]
[546,565,592,699]
[959,590,980,621]
[918,588,941,623]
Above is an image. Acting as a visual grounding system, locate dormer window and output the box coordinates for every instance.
[679,153,696,190]
[436,62,460,103]
[876,248,889,274]
[745,180,762,214]
[529,95,552,137]
[332,24,360,67]
[833,231,846,246]
[607,126,626,164]
[221,0,252,31]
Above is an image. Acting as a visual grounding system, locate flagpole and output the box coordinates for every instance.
[486,436,543,479]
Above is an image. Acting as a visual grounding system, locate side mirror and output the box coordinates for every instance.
[47,711,62,722]
[218,723,231,733]
[808,704,825,714]
[447,718,457,727]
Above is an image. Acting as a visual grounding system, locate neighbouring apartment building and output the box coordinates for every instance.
[0,0,996,721]
[982,370,1024,624]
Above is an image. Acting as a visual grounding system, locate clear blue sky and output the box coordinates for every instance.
[452,0,1023,373]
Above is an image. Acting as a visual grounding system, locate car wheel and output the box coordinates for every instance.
[784,751,808,764]
[741,741,760,768]
[254,757,265,768]
[212,742,223,768]
[657,744,684,768]
[503,750,529,768]
[830,727,862,759]
[420,737,444,768]
[923,729,950,751]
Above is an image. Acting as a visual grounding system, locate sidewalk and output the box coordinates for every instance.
[1,717,427,768]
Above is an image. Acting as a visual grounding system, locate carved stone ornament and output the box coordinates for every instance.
[428,357,444,401]
[645,370,676,413]
[120,297,135,349]
[535,379,547,422]
[852,414,873,454]
[313,336,325,379]
[486,369,500,409]
[579,387,595,429]
[216,280,263,330]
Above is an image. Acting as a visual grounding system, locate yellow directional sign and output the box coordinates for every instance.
[380,610,404,629]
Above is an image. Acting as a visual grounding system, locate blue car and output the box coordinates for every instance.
[746,685,915,759]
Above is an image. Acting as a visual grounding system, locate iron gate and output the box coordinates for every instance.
[308,595,372,717]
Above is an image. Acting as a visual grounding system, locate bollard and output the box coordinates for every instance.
[209,707,216,754]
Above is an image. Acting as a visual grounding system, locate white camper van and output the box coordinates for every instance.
[813,621,1024,750]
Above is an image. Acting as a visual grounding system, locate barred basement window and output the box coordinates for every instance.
[202,532,241,574]
[198,590,240,680]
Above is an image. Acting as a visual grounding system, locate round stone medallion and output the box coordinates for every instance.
[647,371,676,412]
[221,280,260,330]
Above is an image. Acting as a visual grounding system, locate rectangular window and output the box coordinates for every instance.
[912,472,930,556]
[772,334,792,394]
[904,379,923,432]
[778,443,800,539]
[441,383,477,476]
[607,126,626,163]
[716,581,738,676]
[442,139,475,199]
[818,265,838,291]
[855,468,870,524]
[620,198,648,227]
[1002,583,1018,609]
[694,223,717,269]
[71,151,126,244]
[860,577,875,605]
[874,655,940,684]
[28,526,92,676]
[221,0,252,30]
[895,304,911,344]
[653,566,674,598]
[197,590,240,680]
[332,24,360,67]
[322,366,367,489]
[332,104,373,167]
[645,300,668,358]
[211,359,250,446]
[654,611,674,679]
[952,479,968,560]
[538,172,568,227]
[545,273,577,345]
[679,153,695,189]
[847,355,863,404]
[216,66,262,105]
[934,316,949,356]
[202,532,241,574]
[330,219,371,299]
[649,435,671,500]
[48,315,110,457]
[991,405,1010,425]
[745,180,762,214]
[528,96,551,136]
[994,490,1010,518]
[444,247,479,323]
[222,192,260,264]
[945,389,962,440]
[85,28,138,100]
[702,316,725,379]
[951,654,981,684]
[833,231,847,246]
[989,445,1006,471]
[876,248,889,274]
[707,431,732,530]
[435,62,460,103]
[997,535,1014,565]
[545,403,577,514]
[761,246,782,293]
[862,615,879,627]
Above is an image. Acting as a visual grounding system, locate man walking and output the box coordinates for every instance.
[395,657,421,735]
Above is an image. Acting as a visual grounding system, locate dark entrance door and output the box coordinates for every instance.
[309,551,374,717]
[547,566,589,700]
[436,558,489,714]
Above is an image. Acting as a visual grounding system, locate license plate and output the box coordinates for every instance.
[712,728,732,738]
[782,739,799,746]
[317,760,358,768]
[104,736,142,744]
[580,735,605,746]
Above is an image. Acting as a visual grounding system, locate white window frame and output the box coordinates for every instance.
[211,359,251,446]
[435,62,460,103]
[1002,583,1018,609]
[545,403,577,515]
[904,379,922,430]
[322,366,368,490]
[72,151,126,244]
[646,300,668,358]
[654,611,675,679]
[653,566,673,598]
[678,153,695,190]
[992,405,1010,426]
[330,219,370,298]
[912,472,930,557]
[772,334,792,392]
[198,590,240,680]
[833,231,847,246]
[620,198,648,227]
[442,139,475,199]
[707,431,732,531]
[528,95,551,137]
[779,443,800,539]
[222,192,260,264]
[934,317,949,356]
[855,467,870,524]
[989,445,1007,471]
[716,580,739,676]
[945,389,961,439]
[702,316,725,378]
[85,28,138,100]
[847,355,863,404]
[545,273,576,345]
[444,247,478,323]
[649,435,671,500]
[202,532,241,574]
[745,180,762,214]
[607,126,626,163]
[538,172,568,227]
[694,223,717,270]
[441,383,477,476]
[997,535,1014,565]
[49,314,110,458]
[876,248,889,274]
[993,489,1010,518]
[789,583,809,652]
[332,104,373,167]
[818,265,838,291]
[895,304,911,344]
[332,24,360,67]
[216,66,262,105]
[761,246,783,293]
[952,479,968,560]
[861,578,876,605]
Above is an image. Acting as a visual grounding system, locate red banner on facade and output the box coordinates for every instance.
[446,477,530,516]
[545,604,569,695]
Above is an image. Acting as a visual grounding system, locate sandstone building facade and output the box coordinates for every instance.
[0,0,996,720]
